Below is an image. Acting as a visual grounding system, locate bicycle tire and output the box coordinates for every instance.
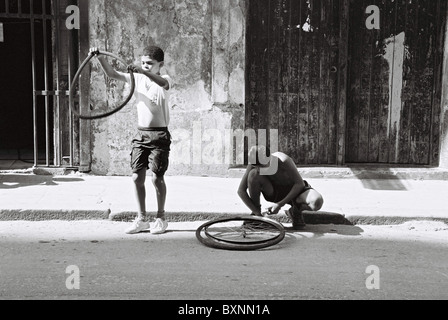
[69,51,135,120]
[196,215,286,251]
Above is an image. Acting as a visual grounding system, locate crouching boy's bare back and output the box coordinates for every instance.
[238,147,324,229]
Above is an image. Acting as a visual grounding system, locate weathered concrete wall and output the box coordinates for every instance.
[88,0,246,176]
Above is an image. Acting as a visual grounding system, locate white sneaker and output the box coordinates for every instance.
[151,218,168,235]
[125,217,150,234]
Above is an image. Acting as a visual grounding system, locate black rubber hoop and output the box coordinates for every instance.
[69,51,136,120]
[196,215,286,251]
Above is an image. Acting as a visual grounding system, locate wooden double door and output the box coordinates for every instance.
[246,0,447,166]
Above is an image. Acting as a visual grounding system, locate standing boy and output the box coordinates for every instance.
[90,46,173,235]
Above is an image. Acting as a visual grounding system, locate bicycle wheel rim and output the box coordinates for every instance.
[204,217,283,245]
[196,216,285,251]
[69,51,135,120]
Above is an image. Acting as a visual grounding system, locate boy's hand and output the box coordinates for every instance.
[128,64,144,74]
[89,47,101,56]
[265,203,282,215]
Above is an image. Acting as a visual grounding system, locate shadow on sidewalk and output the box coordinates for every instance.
[0,174,84,189]
[349,166,409,191]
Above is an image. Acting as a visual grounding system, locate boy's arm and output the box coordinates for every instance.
[95,55,128,83]
[237,165,263,216]
[132,66,170,90]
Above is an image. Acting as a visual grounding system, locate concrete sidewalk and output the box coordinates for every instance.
[0,168,447,225]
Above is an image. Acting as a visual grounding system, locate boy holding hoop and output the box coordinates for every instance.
[90,46,173,235]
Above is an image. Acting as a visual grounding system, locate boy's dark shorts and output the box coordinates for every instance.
[266,180,313,204]
[130,127,171,176]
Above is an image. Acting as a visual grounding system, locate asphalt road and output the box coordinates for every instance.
[0,220,447,303]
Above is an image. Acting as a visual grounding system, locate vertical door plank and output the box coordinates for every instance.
[410,0,437,164]
[367,0,382,163]
[278,0,290,153]
[397,0,417,164]
[346,0,363,162]
[337,0,349,165]
[307,0,321,164]
[247,0,270,133]
[287,0,301,161]
[245,1,256,132]
[385,0,400,163]
[388,0,408,163]
[376,0,394,163]
[318,1,330,164]
[327,0,339,164]
[267,0,281,139]
[431,0,447,166]
[358,0,376,163]
[298,0,311,164]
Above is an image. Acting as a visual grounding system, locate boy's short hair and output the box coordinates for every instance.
[142,46,165,62]
[248,145,271,166]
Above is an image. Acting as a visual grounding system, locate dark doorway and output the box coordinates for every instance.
[0,17,53,162]
[0,18,33,158]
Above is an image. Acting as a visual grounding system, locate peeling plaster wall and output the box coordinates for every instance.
[88,0,246,176]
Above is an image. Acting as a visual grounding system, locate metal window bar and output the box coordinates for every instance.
[68,20,74,168]
[31,0,47,167]
[53,0,62,167]
[1,0,79,169]
[42,0,50,166]
[30,0,38,166]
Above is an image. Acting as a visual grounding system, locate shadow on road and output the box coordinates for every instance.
[286,224,364,236]
[278,224,365,249]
